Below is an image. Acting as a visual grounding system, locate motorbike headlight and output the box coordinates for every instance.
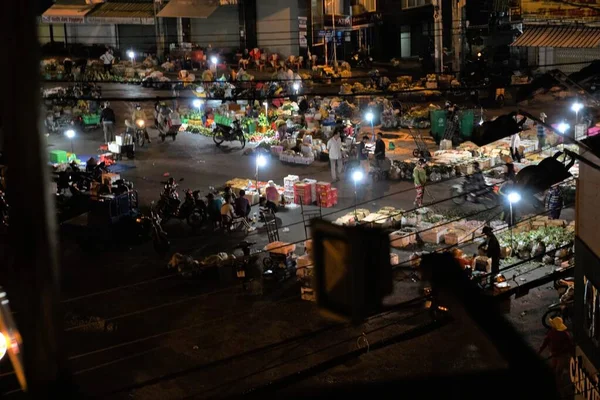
[136,120,144,128]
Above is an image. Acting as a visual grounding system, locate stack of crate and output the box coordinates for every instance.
[316,181,338,208]
[294,182,313,205]
[283,175,299,204]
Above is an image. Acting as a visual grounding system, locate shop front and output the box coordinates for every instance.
[350,11,382,59]
[323,14,352,63]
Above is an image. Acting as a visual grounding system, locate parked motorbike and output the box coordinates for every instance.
[155,179,206,228]
[213,119,246,149]
[451,176,499,209]
[148,202,170,255]
[349,51,373,69]
[542,278,574,329]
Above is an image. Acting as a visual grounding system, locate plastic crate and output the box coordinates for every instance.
[49,150,68,164]
[83,114,100,125]
[214,114,232,126]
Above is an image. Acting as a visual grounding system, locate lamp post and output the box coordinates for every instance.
[365,111,374,141]
[352,169,363,217]
[571,101,583,124]
[65,129,75,154]
[256,154,267,195]
[507,191,521,249]
[193,99,202,109]
[127,50,135,66]
[293,82,300,94]
[211,56,217,73]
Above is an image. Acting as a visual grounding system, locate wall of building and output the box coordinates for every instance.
[190,5,240,50]
[66,24,117,48]
[38,23,66,45]
[256,0,300,57]
[576,152,600,258]
[118,25,158,53]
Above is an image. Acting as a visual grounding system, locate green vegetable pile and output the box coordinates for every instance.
[498,226,574,253]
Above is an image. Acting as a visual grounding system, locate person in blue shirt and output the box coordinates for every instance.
[206,193,223,223]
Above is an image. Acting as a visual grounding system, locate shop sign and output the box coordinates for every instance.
[324,15,351,28]
[351,12,383,27]
[298,16,307,29]
[86,17,154,25]
[570,355,600,399]
[299,31,308,48]
[318,30,326,37]
[41,15,85,24]
[521,0,600,21]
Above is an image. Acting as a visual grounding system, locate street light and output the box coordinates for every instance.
[293,82,300,94]
[193,99,202,109]
[365,111,374,141]
[255,154,267,194]
[65,129,75,153]
[352,169,364,216]
[507,191,521,249]
[127,50,135,66]
[571,101,583,124]
[557,121,570,134]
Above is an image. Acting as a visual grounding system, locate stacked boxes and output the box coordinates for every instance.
[283,175,299,204]
[294,182,313,205]
[116,134,134,146]
[316,182,338,208]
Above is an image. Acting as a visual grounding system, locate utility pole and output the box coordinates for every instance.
[433,0,444,74]
[452,0,466,75]
[1,0,66,397]
[154,0,164,59]
[332,0,337,67]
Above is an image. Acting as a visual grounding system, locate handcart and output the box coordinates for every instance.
[408,126,432,159]
[262,241,296,283]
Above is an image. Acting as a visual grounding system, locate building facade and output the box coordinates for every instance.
[39,0,310,58]
[510,0,600,73]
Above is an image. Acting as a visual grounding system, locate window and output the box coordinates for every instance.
[357,0,377,12]
[325,0,344,15]
[402,0,431,8]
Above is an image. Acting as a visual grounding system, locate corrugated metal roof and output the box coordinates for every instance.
[157,0,218,18]
[87,1,154,18]
[511,26,600,48]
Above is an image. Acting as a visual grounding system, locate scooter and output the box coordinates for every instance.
[134,119,148,147]
[155,179,206,228]
[213,119,246,149]
[451,177,499,209]
[148,202,170,255]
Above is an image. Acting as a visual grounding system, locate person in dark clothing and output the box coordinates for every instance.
[100,102,116,143]
[234,190,251,218]
[77,59,88,80]
[63,58,73,76]
[374,132,386,167]
[482,226,501,282]
[357,135,369,173]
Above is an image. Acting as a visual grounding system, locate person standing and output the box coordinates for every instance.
[413,158,427,207]
[537,112,547,150]
[538,317,573,385]
[100,49,115,74]
[510,132,522,162]
[327,131,343,182]
[357,135,369,173]
[545,185,564,220]
[374,132,386,167]
[482,226,501,282]
[100,102,116,144]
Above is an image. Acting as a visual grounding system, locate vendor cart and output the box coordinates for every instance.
[408,126,432,159]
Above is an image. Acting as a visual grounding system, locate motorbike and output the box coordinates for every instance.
[451,176,499,209]
[0,190,9,227]
[149,205,170,255]
[542,278,574,329]
[213,119,246,149]
[155,179,206,228]
[349,51,373,69]
[134,119,148,147]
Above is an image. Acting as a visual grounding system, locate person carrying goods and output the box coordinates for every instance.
[413,158,427,207]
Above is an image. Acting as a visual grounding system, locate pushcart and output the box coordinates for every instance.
[408,126,432,159]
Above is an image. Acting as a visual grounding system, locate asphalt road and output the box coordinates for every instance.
[0,81,577,398]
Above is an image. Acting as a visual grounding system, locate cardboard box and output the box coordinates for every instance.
[108,142,121,154]
[316,181,332,194]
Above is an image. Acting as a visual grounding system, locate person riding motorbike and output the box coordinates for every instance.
[468,161,486,199]
[132,103,150,143]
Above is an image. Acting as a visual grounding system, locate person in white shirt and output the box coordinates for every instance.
[100,49,115,74]
[509,133,521,162]
[327,131,343,182]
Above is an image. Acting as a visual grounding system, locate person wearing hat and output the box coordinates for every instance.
[413,158,427,207]
[482,226,500,283]
[539,317,573,382]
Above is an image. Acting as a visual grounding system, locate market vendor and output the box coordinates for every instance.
[482,226,501,282]
[265,180,280,206]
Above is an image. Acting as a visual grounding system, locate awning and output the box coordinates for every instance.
[511,26,600,48]
[157,0,218,18]
[86,2,155,25]
[41,3,95,24]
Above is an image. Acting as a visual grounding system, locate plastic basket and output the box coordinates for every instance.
[214,114,233,126]
[83,114,100,125]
